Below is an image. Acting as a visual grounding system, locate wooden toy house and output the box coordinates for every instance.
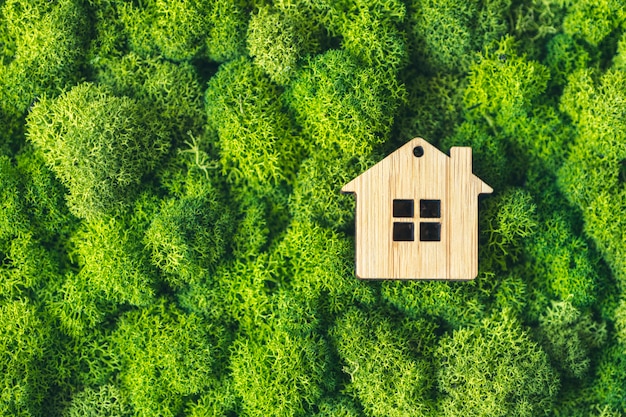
[341,138,493,280]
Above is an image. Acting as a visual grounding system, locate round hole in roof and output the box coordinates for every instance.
[413,146,424,157]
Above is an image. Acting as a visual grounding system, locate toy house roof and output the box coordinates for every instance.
[341,137,493,195]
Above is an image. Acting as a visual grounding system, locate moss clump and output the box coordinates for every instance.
[437,311,560,416]
[27,83,169,220]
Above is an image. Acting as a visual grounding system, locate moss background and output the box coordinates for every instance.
[2,0,626,415]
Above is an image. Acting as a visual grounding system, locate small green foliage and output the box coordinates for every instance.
[537,300,606,379]
[558,69,626,284]
[27,83,170,220]
[312,396,363,417]
[231,291,332,417]
[95,53,205,143]
[382,279,486,329]
[614,32,626,71]
[525,212,602,308]
[0,151,75,247]
[205,57,301,190]
[247,7,299,85]
[232,200,269,260]
[544,34,591,86]
[335,0,408,72]
[48,271,111,339]
[185,379,238,417]
[15,149,76,241]
[409,0,477,72]
[205,0,249,62]
[437,311,560,416]
[511,0,566,49]
[397,74,465,145]
[562,0,626,46]
[145,181,234,289]
[331,307,437,417]
[465,36,550,131]
[0,155,29,241]
[0,0,87,115]
[69,215,156,308]
[408,0,510,73]
[247,5,323,85]
[0,233,59,301]
[287,49,406,157]
[64,384,131,417]
[113,299,220,417]
[482,188,538,270]
[593,344,626,413]
[118,0,210,62]
[615,298,626,349]
[290,154,368,230]
[441,120,510,191]
[1,0,626,413]
[0,300,49,416]
[276,220,376,313]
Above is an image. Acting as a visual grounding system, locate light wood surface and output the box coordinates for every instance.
[342,138,492,280]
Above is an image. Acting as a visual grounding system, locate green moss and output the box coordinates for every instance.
[64,384,131,417]
[2,0,626,413]
[464,36,550,131]
[331,307,437,417]
[537,300,606,379]
[145,181,234,289]
[437,311,560,416]
[205,57,302,191]
[69,214,157,309]
[247,5,323,85]
[205,0,249,62]
[113,299,222,417]
[287,49,406,158]
[481,188,538,270]
[27,83,170,220]
[525,212,602,309]
[396,74,465,145]
[544,34,591,86]
[0,0,87,115]
[382,279,487,329]
[440,120,510,191]
[336,0,408,72]
[0,300,50,416]
[276,220,376,313]
[592,343,626,413]
[562,0,626,47]
[558,69,626,284]
[118,0,205,61]
[94,53,205,143]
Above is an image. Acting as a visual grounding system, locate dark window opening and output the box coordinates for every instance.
[420,199,441,218]
[413,146,424,157]
[393,199,414,218]
[393,222,414,241]
[420,222,441,241]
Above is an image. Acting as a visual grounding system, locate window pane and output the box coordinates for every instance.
[393,222,414,241]
[393,199,414,218]
[420,200,440,218]
[419,222,441,241]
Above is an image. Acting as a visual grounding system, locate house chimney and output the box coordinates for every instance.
[450,147,472,172]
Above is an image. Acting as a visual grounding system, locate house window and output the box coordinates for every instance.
[419,222,441,241]
[392,198,442,242]
[393,222,414,241]
[420,200,440,218]
[393,199,414,217]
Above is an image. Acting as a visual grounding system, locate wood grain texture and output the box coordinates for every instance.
[341,138,492,280]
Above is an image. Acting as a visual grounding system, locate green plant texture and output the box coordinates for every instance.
[1,0,626,415]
